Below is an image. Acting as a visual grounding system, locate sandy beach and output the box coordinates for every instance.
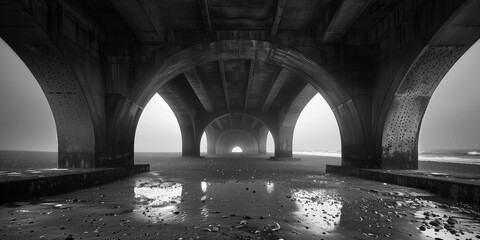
[0,152,479,239]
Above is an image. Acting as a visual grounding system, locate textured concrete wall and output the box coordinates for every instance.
[371,0,480,169]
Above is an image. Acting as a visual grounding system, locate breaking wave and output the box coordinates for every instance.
[467,151,480,156]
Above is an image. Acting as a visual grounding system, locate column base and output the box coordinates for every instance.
[269,156,301,161]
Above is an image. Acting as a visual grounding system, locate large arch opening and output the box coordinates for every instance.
[200,132,207,153]
[419,39,480,165]
[134,93,182,161]
[0,38,57,169]
[266,131,274,154]
[293,93,341,157]
[111,40,365,164]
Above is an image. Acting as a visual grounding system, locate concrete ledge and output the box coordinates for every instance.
[0,164,149,203]
[326,165,480,203]
[269,156,301,161]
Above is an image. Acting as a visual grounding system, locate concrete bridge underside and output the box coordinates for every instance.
[1,0,479,169]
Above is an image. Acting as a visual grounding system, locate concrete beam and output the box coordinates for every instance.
[261,68,289,112]
[228,114,233,129]
[250,118,258,130]
[271,0,287,36]
[241,114,246,128]
[184,69,214,112]
[218,60,231,111]
[110,0,165,44]
[244,60,256,111]
[199,0,213,35]
[317,0,370,43]
[215,119,224,130]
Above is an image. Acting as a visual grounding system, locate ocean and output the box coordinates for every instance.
[294,149,480,165]
[0,149,479,170]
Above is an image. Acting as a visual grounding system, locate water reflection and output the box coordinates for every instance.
[132,175,343,236]
[292,189,343,233]
[265,181,274,194]
[133,180,182,223]
[201,181,208,193]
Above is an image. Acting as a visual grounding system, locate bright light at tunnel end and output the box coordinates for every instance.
[231,146,243,153]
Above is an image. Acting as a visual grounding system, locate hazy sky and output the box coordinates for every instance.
[0,37,479,152]
[419,39,480,150]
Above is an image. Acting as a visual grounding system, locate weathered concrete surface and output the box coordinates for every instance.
[326,165,480,203]
[0,165,149,203]
[269,156,301,162]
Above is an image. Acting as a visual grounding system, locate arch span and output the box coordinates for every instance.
[110,39,364,165]
[379,0,480,169]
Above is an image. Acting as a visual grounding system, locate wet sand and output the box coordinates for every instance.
[1,153,479,239]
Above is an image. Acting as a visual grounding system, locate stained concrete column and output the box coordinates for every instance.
[181,128,201,157]
[178,115,201,157]
[256,126,269,155]
[205,125,216,155]
[273,127,294,158]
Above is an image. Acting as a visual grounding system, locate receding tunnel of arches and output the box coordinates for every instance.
[200,128,274,156]
[110,39,364,164]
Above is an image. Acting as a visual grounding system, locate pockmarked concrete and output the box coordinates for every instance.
[0,154,478,239]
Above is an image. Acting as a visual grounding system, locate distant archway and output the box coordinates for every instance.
[266,131,274,153]
[232,146,243,153]
[200,132,207,153]
[216,129,259,154]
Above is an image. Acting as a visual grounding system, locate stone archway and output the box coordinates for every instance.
[110,39,364,166]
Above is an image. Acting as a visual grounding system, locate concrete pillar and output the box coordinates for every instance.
[179,120,201,157]
[274,127,294,158]
[378,46,468,169]
[256,126,269,155]
[205,125,216,155]
[181,129,201,157]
